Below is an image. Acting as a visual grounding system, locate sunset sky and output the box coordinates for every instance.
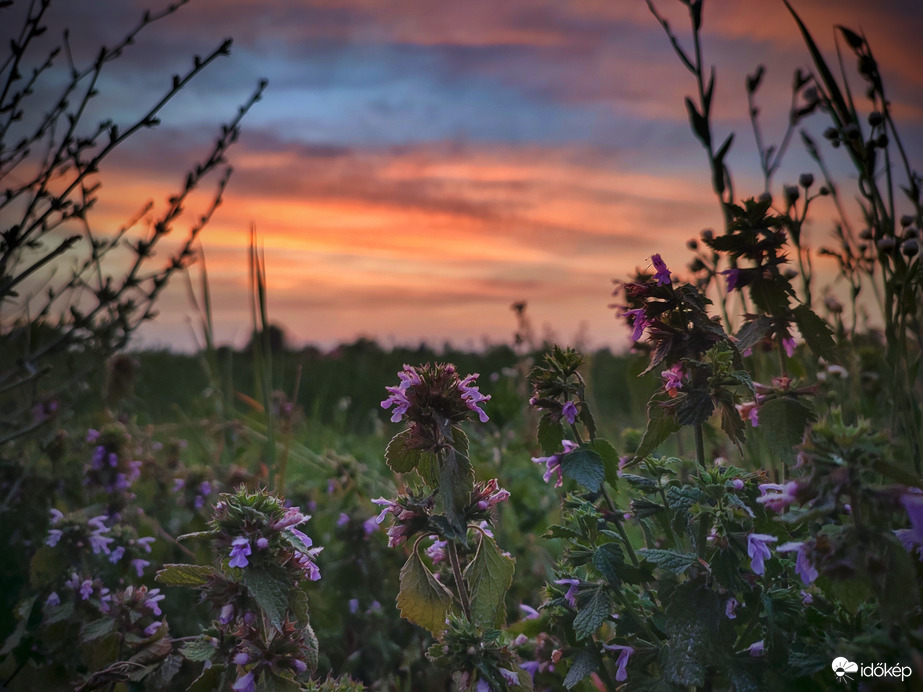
[8,0,922,351]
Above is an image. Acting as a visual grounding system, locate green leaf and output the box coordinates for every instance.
[665,484,710,516]
[676,389,714,426]
[385,428,424,474]
[879,536,919,627]
[621,473,658,492]
[80,617,116,643]
[660,580,733,687]
[439,446,474,537]
[543,524,583,541]
[465,533,515,629]
[187,663,225,692]
[593,543,624,586]
[573,587,611,640]
[0,596,36,655]
[757,397,816,463]
[180,637,217,662]
[734,315,773,353]
[630,398,680,466]
[156,564,218,587]
[243,568,290,629]
[560,448,605,492]
[590,438,621,489]
[563,647,599,689]
[718,399,746,449]
[639,549,699,576]
[397,549,454,636]
[537,415,564,455]
[30,545,67,589]
[792,304,837,362]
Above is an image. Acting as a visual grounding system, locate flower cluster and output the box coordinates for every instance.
[372,493,434,548]
[381,363,490,426]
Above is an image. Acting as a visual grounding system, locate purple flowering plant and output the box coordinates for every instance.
[377,362,531,690]
[155,487,321,690]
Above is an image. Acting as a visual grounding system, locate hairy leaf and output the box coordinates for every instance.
[180,637,217,662]
[593,543,624,586]
[156,564,218,588]
[563,647,600,689]
[792,304,837,362]
[560,448,605,492]
[676,388,714,426]
[439,446,474,538]
[397,549,454,636]
[243,568,290,629]
[590,438,621,489]
[573,587,611,640]
[734,315,773,353]
[465,533,516,629]
[537,415,565,455]
[757,397,816,463]
[639,549,698,576]
[385,428,424,474]
[80,617,116,643]
[630,398,680,466]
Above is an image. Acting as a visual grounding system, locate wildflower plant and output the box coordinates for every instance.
[156,487,321,691]
[377,363,531,690]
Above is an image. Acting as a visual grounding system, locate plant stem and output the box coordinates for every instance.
[694,424,706,468]
[447,540,472,622]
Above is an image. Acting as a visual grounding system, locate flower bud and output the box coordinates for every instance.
[784,185,800,205]
[798,173,814,188]
[876,134,889,148]
[687,239,698,250]
[901,214,915,227]
[877,236,896,251]
[818,186,830,196]
[859,228,873,240]
[901,238,918,257]
[843,123,861,140]
[823,127,838,141]
[783,268,798,280]
[868,111,883,127]
[759,192,773,205]
[702,229,714,241]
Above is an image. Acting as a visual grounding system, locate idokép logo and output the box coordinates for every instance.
[831,656,912,684]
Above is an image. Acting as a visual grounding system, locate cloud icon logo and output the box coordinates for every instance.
[832,657,858,681]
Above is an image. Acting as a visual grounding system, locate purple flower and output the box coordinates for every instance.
[143,621,162,637]
[623,308,650,342]
[337,513,350,527]
[45,529,62,547]
[232,672,256,692]
[896,492,923,560]
[233,652,250,666]
[86,429,101,443]
[46,592,61,607]
[736,401,760,427]
[661,363,683,398]
[198,481,213,496]
[555,578,580,608]
[426,537,447,564]
[144,588,165,616]
[137,536,155,553]
[778,542,818,585]
[79,580,94,600]
[531,440,578,488]
[289,527,314,551]
[219,604,234,624]
[348,599,359,614]
[372,497,400,524]
[229,537,252,569]
[132,559,151,577]
[49,508,64,524]
[499,668,520,686]
[800,590,813,605]
[748,640,765,657]
[756,482,799,513]
[256,537,269,550]
[651,253,671,285]
[92,446,106,469]
[475,680,490,692]
[521,660,540,678]
[109,546,125,563]
[380,365,421,422]
[89,531,113,555]
[362,516,379,536]
[721,268,742,292]
[172,478,185,493]
[731,478,744,490]
[603,644,634,682]
[725,597,739,619]
[294,547,323,581]
[459,373,491,423]
[273,507,308,530]
[562,401,578,425]
[747,533,777,575]
[519,603,540,620]
[782,337,796,358]
[291,659,307,674]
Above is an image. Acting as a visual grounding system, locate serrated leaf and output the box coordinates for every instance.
[156,563,218,587]
[590,438,621,489]
[630,398,680,466]
[397,550,454,636]
[243,568,290,629]
[573,587,610,640]
[718,400,747,449]
[187,663,225,692]
[676,388,714,426]
[621,473,658,492]
[593,543,624,586]
[180,637,218,662]
[465,533,515,629]
[537,415,564,455]
[665,484,710,516]
[560,448,605,492]
[385,428,424,473]
[660,580,733,687]
[563,647,599,689]
[439,446,474,537]
[792,304,837,362]
[639,549,698,576]
[734,315,773,353]
[80,617,116,643]
[543,524,583,541]
[757,397,816,464]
